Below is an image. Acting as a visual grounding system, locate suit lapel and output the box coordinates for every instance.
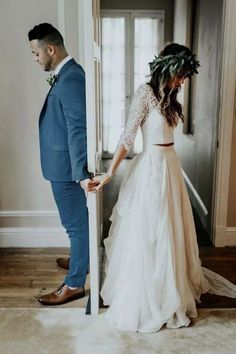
[39,86,52,123]
[39,59,76,123]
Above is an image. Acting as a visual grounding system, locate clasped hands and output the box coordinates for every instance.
[80,172,112,193]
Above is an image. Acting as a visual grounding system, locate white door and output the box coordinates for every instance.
[79,0,102,315]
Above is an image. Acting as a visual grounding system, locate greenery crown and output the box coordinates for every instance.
[149,50,200,78]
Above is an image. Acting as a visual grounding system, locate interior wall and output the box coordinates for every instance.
[101,0,174,43]
[227,94,236,227]
[174,0,223,236]
[0,0,80,246]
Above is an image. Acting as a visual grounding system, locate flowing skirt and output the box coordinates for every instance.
[100,145,236,333]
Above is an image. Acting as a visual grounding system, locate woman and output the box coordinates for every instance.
[95,43,236,333]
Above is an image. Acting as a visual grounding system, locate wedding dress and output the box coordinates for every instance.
[100,83,236,333]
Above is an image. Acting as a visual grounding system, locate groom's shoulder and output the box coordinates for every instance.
[67,60,85,78]
[59,62,85,92]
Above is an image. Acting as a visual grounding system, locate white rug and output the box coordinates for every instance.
[0,308,235,354]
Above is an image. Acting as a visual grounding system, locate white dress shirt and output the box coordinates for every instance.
[54,55,72,75]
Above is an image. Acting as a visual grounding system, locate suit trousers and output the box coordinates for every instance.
[50,181,89,287]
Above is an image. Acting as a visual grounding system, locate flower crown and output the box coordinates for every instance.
[149,50,200,78]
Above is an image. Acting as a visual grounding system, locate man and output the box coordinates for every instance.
[28,23,98,305]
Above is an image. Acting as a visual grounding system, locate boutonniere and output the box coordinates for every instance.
[46,74,59,87]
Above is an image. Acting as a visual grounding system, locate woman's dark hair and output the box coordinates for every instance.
[148,43,194,127]
[28,23,64,47]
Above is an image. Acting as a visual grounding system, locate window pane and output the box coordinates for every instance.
[102,17,125,154]
[134,18,160,90]
[133,17,160,153]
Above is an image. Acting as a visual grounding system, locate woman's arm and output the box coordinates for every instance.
[94,83,149,191]
[95,143,128,191]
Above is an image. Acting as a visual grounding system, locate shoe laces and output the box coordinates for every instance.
[56,283,66,295]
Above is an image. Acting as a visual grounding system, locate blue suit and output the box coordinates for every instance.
[39,59,90,287]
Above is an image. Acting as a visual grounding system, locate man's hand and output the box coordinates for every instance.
[80,178,100,192]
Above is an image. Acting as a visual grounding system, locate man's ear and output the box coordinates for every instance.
[47,44,56,56]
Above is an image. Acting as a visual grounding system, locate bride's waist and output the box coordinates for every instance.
[142,142,175,151]
[154,142,174,147]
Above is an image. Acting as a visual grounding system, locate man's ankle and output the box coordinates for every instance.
[66,285,84,291]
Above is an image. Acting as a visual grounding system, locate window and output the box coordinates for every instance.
[101,10,164,156]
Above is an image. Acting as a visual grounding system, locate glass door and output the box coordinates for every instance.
[101,10,164,155]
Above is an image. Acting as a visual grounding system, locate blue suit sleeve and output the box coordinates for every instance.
[60,71,90,181]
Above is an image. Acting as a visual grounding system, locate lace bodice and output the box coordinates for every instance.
[118,83,179,151]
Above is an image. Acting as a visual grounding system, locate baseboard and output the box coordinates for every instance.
[0,210,61,230]
[0,210,58,217]
[214,226,236,247]
[0,227,69,247]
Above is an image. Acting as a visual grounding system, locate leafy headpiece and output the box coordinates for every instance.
[149,50,200,78]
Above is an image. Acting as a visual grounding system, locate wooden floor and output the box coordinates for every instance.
[0,247,235,309]
[198,246,236,308]
[0,248,89,308]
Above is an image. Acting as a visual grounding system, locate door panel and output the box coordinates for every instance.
[80,0,102,315]
[174,0,223,241]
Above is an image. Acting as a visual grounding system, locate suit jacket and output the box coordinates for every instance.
[39,59,90,182]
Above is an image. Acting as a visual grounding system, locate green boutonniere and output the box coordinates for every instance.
[46,74,59,86]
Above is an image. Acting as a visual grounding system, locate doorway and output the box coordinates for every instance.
[100,9,164,239]
[101,10,164,156]
[174,0,224,245]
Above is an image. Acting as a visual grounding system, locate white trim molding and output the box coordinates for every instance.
[0,227,68,247]
[57,0,65,40]
[78,0,85,66]
[214,227,236,247]
[94,42,101,61]
[213,0,236,246]
[82,0,101,315]
[0,210,58,217]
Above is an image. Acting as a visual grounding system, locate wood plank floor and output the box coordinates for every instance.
[0,248,89,308]
[198,246,236,308]
[0,247,235,308]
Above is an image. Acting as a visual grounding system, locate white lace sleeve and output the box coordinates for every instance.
[118,84,149,151]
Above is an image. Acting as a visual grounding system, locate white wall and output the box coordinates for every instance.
[0,0,81,246]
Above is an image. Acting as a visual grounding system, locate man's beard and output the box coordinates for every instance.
[43,58,53,72]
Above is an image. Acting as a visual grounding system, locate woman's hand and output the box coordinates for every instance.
[80,178,100,192]
[91,143,127,193]
[93,172,113,192]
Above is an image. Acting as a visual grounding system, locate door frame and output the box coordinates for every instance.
[173,0,236,245]
[78,0,101,314]
[213,0,236,246]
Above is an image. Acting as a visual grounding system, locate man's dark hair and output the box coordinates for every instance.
[28,23,64,47]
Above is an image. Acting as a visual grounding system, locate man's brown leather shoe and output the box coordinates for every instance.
[38,284,85,305]
[56,257,70,270]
